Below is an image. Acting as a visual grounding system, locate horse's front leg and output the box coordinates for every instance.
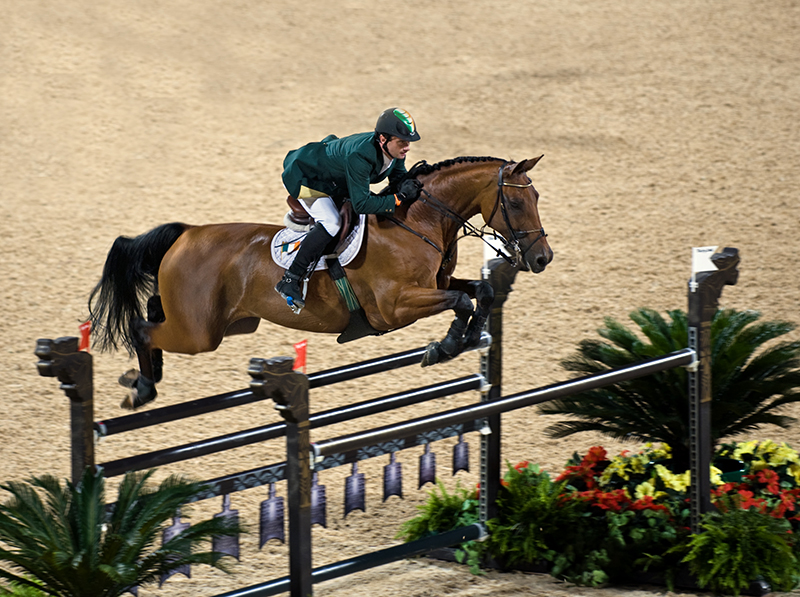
[423,291,475,366]
[382,286,475,367]
[448,279,494,349]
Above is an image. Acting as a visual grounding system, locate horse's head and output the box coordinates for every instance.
[481,156,553,273]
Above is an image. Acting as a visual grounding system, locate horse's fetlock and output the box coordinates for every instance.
[464,316,487,347]
[474,281,494,308]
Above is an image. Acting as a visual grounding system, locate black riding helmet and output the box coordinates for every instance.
[375,107,421,142]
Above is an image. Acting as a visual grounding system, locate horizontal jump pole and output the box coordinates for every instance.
[96,332,491,437]
[99,375,484,477]
[212,524,485,597]
[314,348,696,459]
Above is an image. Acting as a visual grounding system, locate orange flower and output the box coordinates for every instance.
[514,460,531,473]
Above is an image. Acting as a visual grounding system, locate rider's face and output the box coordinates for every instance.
[381,135,411,160]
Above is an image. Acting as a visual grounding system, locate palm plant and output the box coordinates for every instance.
[0,467,242,597]
[539,308,800,469]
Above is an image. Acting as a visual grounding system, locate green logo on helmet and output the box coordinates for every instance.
[393,108,416,134]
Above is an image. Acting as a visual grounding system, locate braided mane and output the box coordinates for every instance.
[407,156,504,178]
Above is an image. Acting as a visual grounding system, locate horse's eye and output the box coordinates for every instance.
[508,198,523,210]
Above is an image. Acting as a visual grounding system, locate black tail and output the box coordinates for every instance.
[88,222,189,355]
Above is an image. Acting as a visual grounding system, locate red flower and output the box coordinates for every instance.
[755,469,781,495]
[514,460,531,473]
[631,495,669,513]
[585,446,608,465]
[712,482,739,497]
[737,489,768,513]
[771,492,796,518]
[577,488,631,512]
[555,447,608,489]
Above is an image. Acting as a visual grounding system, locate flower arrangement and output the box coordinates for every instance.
[399,441,800,595]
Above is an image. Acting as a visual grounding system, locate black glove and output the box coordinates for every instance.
[396,179,423,206]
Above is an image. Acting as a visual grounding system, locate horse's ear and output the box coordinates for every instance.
[511,155,544,176]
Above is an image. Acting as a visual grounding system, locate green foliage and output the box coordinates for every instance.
[677,495,800,595]
[395,479,482,574]
[486,462,583,566]
[0,467,243,597]
[396,479,478,542]
[540,308,800,468]
[0,579,46,596]
[400,441,800,592]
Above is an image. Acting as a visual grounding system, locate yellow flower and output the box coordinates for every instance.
[649,443,672,460]
[768,443,800,467]
[635,479,667,500]
[630,454,648,474]
[654,465,691,492]
[733,440,758,460]
[599,458,631,484]
[788,463,800,485]
[756,440,778,459]
[710,466,723,485]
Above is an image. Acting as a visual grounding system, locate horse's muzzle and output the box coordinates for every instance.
[523,245,554,273]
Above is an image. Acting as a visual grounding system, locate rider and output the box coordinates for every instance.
[275,107,424,311]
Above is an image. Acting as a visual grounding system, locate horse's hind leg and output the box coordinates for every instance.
[119,295,165,410]
[146,295,165,383]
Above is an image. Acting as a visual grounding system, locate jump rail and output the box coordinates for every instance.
[214,248,740,597]
[35,248,740,597]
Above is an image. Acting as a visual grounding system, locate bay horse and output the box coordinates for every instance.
[88,156,553,409]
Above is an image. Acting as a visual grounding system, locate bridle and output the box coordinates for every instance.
[484,162,548,267]
[388,162,547,269]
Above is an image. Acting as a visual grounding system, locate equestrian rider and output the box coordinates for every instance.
[275,107,424,311]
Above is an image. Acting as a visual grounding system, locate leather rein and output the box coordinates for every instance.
[385,162,547,269]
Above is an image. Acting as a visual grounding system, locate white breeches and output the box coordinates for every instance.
[299,195,341,237]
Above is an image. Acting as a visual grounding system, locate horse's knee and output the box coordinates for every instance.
[453,293,474,320]
[472,281,494,309]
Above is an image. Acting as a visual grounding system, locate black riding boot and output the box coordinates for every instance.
[275,224,334,312]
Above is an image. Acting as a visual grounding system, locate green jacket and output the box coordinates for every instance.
[282,131,407,215]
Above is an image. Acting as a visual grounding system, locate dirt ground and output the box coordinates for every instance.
[2,1,800,595]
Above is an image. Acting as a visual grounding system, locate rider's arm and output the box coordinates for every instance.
[345,153,397,214]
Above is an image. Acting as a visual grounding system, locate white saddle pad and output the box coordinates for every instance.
[271,214,367,271]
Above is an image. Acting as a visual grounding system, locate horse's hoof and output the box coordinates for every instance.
[421,341,440,367]
[119,378,157,410]
[439,337,463,360]
[120,392,136,410]
[118,369,139,388]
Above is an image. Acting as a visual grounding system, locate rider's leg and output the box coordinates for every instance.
[275,194,341,310]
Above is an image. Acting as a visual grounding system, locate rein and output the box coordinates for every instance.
[389,163,547,269]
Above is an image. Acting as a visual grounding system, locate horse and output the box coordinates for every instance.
[88,155,553,409]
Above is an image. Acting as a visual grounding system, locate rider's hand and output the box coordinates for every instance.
[395,179,424,207]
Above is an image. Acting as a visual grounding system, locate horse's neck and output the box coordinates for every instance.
[415,166,492,239]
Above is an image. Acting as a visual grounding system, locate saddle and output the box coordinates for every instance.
[285,195,355,249]
[283,195,381,344]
